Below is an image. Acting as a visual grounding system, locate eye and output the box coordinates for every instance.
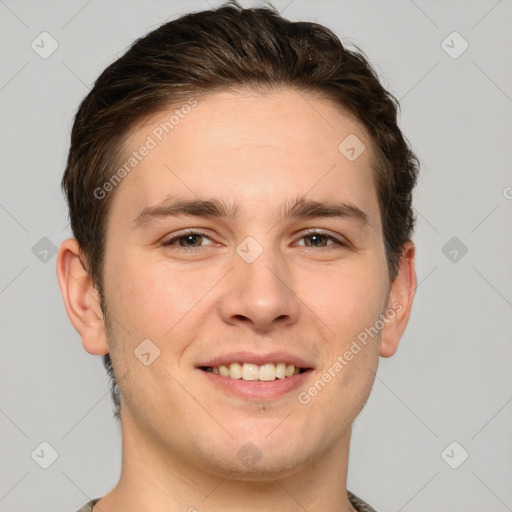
[295,230,347,249]
[161,230,215,250]
[160,229,349,253]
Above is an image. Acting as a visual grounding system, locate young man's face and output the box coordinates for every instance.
[63,88,415,478]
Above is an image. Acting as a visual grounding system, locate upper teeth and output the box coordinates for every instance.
[206,363,301,381]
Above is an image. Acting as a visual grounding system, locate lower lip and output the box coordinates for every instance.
[198,369,313,400]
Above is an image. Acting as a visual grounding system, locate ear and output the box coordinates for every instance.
[379,240,417,358]
[56,238,109,355]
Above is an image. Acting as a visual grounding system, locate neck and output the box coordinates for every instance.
[95,410,357,512]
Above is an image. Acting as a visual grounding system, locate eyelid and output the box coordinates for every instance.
[293,228,349,248]
[161,228,349,250]
[161,229,216,248]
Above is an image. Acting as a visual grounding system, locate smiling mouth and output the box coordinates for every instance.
[199,362,311,381]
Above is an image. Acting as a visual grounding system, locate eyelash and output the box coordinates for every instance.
[161,229,348,252]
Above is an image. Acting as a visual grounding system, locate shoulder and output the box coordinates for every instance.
[74,497,101,512]
[348,490,379,512]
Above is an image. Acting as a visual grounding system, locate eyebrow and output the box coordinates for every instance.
[131,194,370,229]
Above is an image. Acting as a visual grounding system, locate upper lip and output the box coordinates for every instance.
[197,351,314,369]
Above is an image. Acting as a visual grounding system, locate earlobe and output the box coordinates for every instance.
[56,238,109,356]
[379,241,417,358]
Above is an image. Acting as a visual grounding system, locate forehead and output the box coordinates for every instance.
[109,87,380,228]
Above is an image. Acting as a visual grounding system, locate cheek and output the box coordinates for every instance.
[106,254,219,340]
[307,259,389,341]
[103,251,167,337]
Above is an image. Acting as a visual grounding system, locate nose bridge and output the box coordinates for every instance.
[242,243,286,297]
[237,236,290,305]
[220,235,300,330]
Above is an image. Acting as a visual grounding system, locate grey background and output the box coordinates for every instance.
[1,0,511,511]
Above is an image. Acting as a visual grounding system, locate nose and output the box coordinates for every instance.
[218,244,300,334]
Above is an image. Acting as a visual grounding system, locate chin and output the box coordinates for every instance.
[206,448,312,482]
[193,427,313,480]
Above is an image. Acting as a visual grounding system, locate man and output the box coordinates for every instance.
[57,2,418,511]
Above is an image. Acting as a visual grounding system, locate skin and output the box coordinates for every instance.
[57,88,416,512]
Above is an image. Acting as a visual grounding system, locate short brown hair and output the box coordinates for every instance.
[62,1,419,420]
